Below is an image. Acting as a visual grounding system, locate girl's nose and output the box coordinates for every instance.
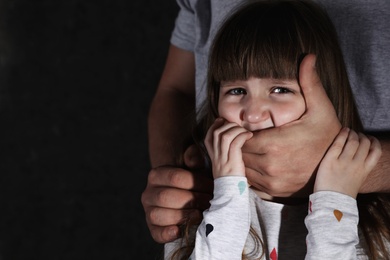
[245,112,269,123]
[240,99,274,131]
[241,100,270,123]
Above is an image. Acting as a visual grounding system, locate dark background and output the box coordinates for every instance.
[0,0,178,259]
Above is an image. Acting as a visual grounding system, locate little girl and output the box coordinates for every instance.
[165,0,388,259]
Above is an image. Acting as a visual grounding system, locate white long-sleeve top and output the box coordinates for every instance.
[165,176,369,259]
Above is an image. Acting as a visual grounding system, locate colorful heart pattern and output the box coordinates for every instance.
[238,181,246,195]
[333,209,343,222]
[206,223,214,237]
[270,247,278,260]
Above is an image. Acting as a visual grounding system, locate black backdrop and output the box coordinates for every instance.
[0,0,178,259]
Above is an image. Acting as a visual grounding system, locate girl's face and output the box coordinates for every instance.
[218,77,306,131]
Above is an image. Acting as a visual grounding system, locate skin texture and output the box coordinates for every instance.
[206,124,381,202]
[142,164,213,242]
[206,67,381,200]
[148,45,196,167]
[315,128,382,198]
[142,47,390,243]
[241,55,342,198]
[218,77,306,132]
[144,45,212,243]
[206,77,306,179]
[359,135,390,193]
[205,119,253,178]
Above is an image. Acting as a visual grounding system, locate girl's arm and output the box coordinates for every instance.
[305,128,382,259]
[187,119,253,259]
[305,191,360,259]
[313,128,381,199]
[189,177,250,259]
[164,176,250,260]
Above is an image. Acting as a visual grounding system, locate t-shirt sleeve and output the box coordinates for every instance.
[189,176,251,259]
[305,191,359,260]
[170,0,196,52]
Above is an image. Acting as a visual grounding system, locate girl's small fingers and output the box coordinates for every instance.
[339,129,360,160]
[206,118,225,140]
[207,119,236,157]
[365,136,382,172]
[206,119,243,161]
[205,118,224,156]
[326,127,350,159]
[228,132,252,174]
[205,128,214,157]
[352,133,371,161]
[229,132,253,160]
[213,122,239,158]
[219,126,251,162]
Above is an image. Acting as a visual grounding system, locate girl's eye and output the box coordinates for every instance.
[227,88,246,95]
[271,87,292,94]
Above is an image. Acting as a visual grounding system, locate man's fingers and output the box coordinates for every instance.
[147,207,202,227]
[242,129,270,155]
[230,131,253,156]
[142,187,212,210]
[143,166,212,244]
[148,166,213,193]
[184,144,204,169]
[149,225,180,244]
[149,207,202,243]
[245,167,293,197]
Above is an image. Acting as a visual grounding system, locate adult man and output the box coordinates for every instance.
[142,0,390,243]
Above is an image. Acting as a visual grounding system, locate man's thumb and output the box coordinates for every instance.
[299,54,330,111]
[184,144,205,169]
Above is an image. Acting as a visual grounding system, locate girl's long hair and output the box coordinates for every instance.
[172,0,390,259]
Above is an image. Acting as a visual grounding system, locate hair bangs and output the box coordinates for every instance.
[210,3,306,85]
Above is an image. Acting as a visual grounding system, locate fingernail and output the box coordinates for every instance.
[168,227,178,239]
[343,127,350,133]
[311,54,317,68]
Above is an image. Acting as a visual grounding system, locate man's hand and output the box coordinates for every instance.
[141,145,213,243]
[145,45,213,243]
[242,54,342,197]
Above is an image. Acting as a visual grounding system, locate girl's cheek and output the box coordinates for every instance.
[218,103,242,125]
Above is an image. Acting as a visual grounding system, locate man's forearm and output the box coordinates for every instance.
[360,133,390,193]
[148,89,195,167]
[148,45,196,167]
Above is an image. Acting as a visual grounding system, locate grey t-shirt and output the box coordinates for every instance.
[170,0,390,131]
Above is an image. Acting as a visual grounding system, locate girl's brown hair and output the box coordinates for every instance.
[199,0,360,132]
[173,0,390,259]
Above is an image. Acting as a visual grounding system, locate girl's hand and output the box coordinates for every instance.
[205,118,253,179]
[314,127,382,198]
